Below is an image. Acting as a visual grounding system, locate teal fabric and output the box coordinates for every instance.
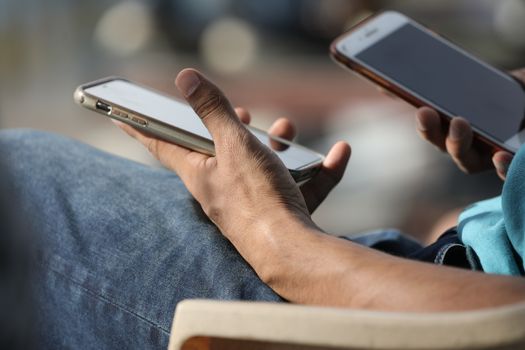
[458,145,525,275]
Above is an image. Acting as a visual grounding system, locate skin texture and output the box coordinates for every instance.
[116,68,525,311]
[415,68,525,180]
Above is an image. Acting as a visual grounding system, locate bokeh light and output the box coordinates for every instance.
[493,0,525,49]
[199,17,258,74]
[94,1,154,56]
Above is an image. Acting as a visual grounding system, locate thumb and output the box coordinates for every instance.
[175,68,246,150]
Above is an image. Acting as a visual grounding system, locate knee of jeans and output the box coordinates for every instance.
[0,129,75,170]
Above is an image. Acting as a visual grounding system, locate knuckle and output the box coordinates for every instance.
[195,92,227,122]
[449,147,464,159]
[235,129,252,148]
[146,138,159,156]
[206,206,221,224]
[201,200,223,225]
[218,126,252,157]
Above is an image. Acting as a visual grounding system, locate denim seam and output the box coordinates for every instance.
[42,261,171,335]
[434,243,465,266]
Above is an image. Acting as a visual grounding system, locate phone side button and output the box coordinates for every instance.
[131,116,148,126]
[112,108,128,119]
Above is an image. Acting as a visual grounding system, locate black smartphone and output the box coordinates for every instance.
[331,11,525,153]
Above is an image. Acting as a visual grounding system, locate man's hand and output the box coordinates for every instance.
[115,68,350,247]
[235,109,350,214]
[415,68,525,180]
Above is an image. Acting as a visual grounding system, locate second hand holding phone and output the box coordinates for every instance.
[331,11,525,154]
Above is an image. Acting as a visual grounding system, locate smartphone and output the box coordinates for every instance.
[74,77,324,182]
[331,11,525,154]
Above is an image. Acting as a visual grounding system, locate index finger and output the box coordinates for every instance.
[113,120,208,180]
[416,107,447,151]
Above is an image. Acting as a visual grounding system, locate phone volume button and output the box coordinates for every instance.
[112,108,128,119]
[130,116,148,126]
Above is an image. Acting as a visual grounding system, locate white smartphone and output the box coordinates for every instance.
[74,77,324,182]
[331,11,525,154]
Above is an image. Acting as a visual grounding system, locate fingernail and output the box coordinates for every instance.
[449,123,464,141]
[176,70,200,97]
[415,115,426,131]
[496,160,510,175]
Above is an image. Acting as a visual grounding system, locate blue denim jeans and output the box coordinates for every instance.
[1,130,283,349]
[0,130,473,349]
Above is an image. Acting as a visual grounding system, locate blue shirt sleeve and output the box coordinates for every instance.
[458,145,525,275]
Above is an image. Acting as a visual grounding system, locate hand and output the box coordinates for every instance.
[414,68,525,180]
[114,68,350,247]
[234,108,350,214]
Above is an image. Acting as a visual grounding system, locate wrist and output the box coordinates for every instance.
[228,210,323,284]
[225,206,315,246]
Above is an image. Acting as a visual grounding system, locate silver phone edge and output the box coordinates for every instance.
[74,78,324,182]
[74,79,215,156]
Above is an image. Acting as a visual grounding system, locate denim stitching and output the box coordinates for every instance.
[42,262,171,335]
[434,243,466,266]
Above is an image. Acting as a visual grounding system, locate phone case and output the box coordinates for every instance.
[74,77,323,182]
[74,76,217,156]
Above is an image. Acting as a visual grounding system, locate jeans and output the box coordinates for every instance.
[1,130,281,349]
[0,129,473,349]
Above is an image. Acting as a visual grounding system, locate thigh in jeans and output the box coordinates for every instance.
[0,130,281,350]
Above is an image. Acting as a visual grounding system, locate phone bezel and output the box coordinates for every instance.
[330,11,523,154]
[74,77,324,182]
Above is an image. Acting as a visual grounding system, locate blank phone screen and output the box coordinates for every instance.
[355,23,525,151]
[85,80,322,170]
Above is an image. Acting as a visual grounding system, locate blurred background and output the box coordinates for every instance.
[2,0,524,243]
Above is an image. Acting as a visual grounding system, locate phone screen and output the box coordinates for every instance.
[353,22,525,151]
[85,80,323,170]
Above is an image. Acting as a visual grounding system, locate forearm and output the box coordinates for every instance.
[237,217,525,311]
